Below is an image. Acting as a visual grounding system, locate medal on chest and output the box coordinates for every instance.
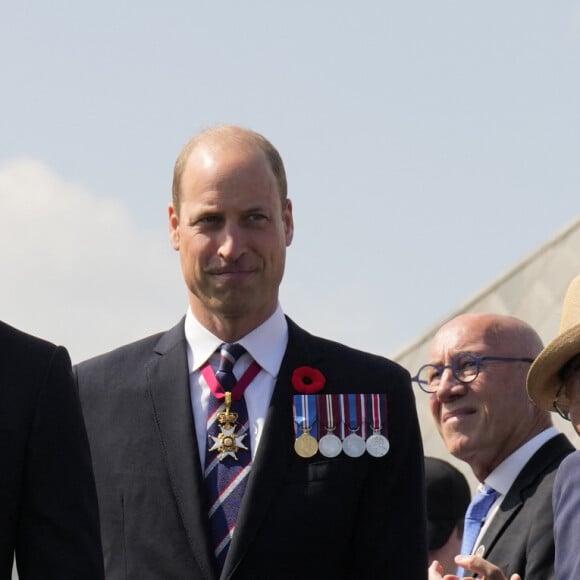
[341,393,367,457]
[293,394,319,458]
[365,393,389,457]
[318,394,343,458]
[208,392,249,461]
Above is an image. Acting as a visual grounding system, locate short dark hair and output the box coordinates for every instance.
[171,125,288,214]
[425,457,471,550]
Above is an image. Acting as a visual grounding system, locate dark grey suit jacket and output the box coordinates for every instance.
[0,321,104,580]
[75,317,427,580]
[476,433,574,579]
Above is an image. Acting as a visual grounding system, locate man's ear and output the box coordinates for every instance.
[169,204,180,250]
[284,199,294,246]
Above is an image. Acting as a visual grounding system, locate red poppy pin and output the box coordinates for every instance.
[291,366,326,394]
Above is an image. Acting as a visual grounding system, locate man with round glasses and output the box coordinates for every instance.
[527,275,580,579]
[416,313,573,579]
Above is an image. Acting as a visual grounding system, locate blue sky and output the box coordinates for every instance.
[1,1,579,363]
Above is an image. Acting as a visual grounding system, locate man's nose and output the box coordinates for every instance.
[435,367,465,400]
[218,225,244,259]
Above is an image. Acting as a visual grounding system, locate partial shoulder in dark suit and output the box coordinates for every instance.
[553,449,580,579]
[0,321,104,580]
[478,433,574,579]
[76,317,427,580]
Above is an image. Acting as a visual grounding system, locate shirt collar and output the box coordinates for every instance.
[485,426,559,495]
[184,304,288,378]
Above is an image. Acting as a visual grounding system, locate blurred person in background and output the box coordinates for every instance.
[527,275,580,579]
[425,456,471,574]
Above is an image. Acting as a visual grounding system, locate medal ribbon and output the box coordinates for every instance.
[201,360,261,400]
[367,393,388,435]
[358,394,367,440]
[345,394,362,435]
[338,394,346,439]
[319,394,339,434]
[293,394,318,438]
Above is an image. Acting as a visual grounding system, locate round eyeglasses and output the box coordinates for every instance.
[412,353,535,394]
[553,383,571,421]
[553,355,580,421]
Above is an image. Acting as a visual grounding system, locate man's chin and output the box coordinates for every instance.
[442,433,474,460]
[210,302,247,318]
[211,296,262,320]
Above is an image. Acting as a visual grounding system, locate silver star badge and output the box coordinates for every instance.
[209,425,248,461]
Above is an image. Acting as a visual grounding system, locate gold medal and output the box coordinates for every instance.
[293,394,319,458]
[294,432,318,458]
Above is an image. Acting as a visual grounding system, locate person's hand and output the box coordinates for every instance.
[428,556,521,580]
[453,555,522,580]
[428,560,445,580]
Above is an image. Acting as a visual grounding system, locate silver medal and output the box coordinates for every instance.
[365,432,390,457]
[318,433,342,458]
[342,433,366,457]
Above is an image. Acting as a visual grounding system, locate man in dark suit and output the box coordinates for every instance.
[0,321,104,580]
[75,125,427,579]
[416,313,573,580]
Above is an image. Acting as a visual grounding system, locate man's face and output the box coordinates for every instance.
[556,361,580,435]
[169,143,293,335]
[428,315,535,473]
[567,377,580,435]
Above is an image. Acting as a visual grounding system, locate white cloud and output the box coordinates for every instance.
[0,158,426,365]
[0,158,185,362]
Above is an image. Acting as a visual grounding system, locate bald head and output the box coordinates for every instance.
[172,125,287,214]
[434,313,544,360]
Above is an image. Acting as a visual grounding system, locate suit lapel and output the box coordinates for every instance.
[222,320,321,579]
[146,320,217,580]
[480,434,573,557]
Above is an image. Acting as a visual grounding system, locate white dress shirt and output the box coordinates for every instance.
[184,304,288,467]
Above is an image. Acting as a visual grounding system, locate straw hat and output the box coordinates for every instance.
[527,275,580,411]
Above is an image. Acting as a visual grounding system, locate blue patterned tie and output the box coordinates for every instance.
[204,343,251,574]
[457,485,499,576]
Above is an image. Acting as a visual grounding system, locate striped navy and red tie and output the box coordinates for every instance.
[203,343,254,573]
